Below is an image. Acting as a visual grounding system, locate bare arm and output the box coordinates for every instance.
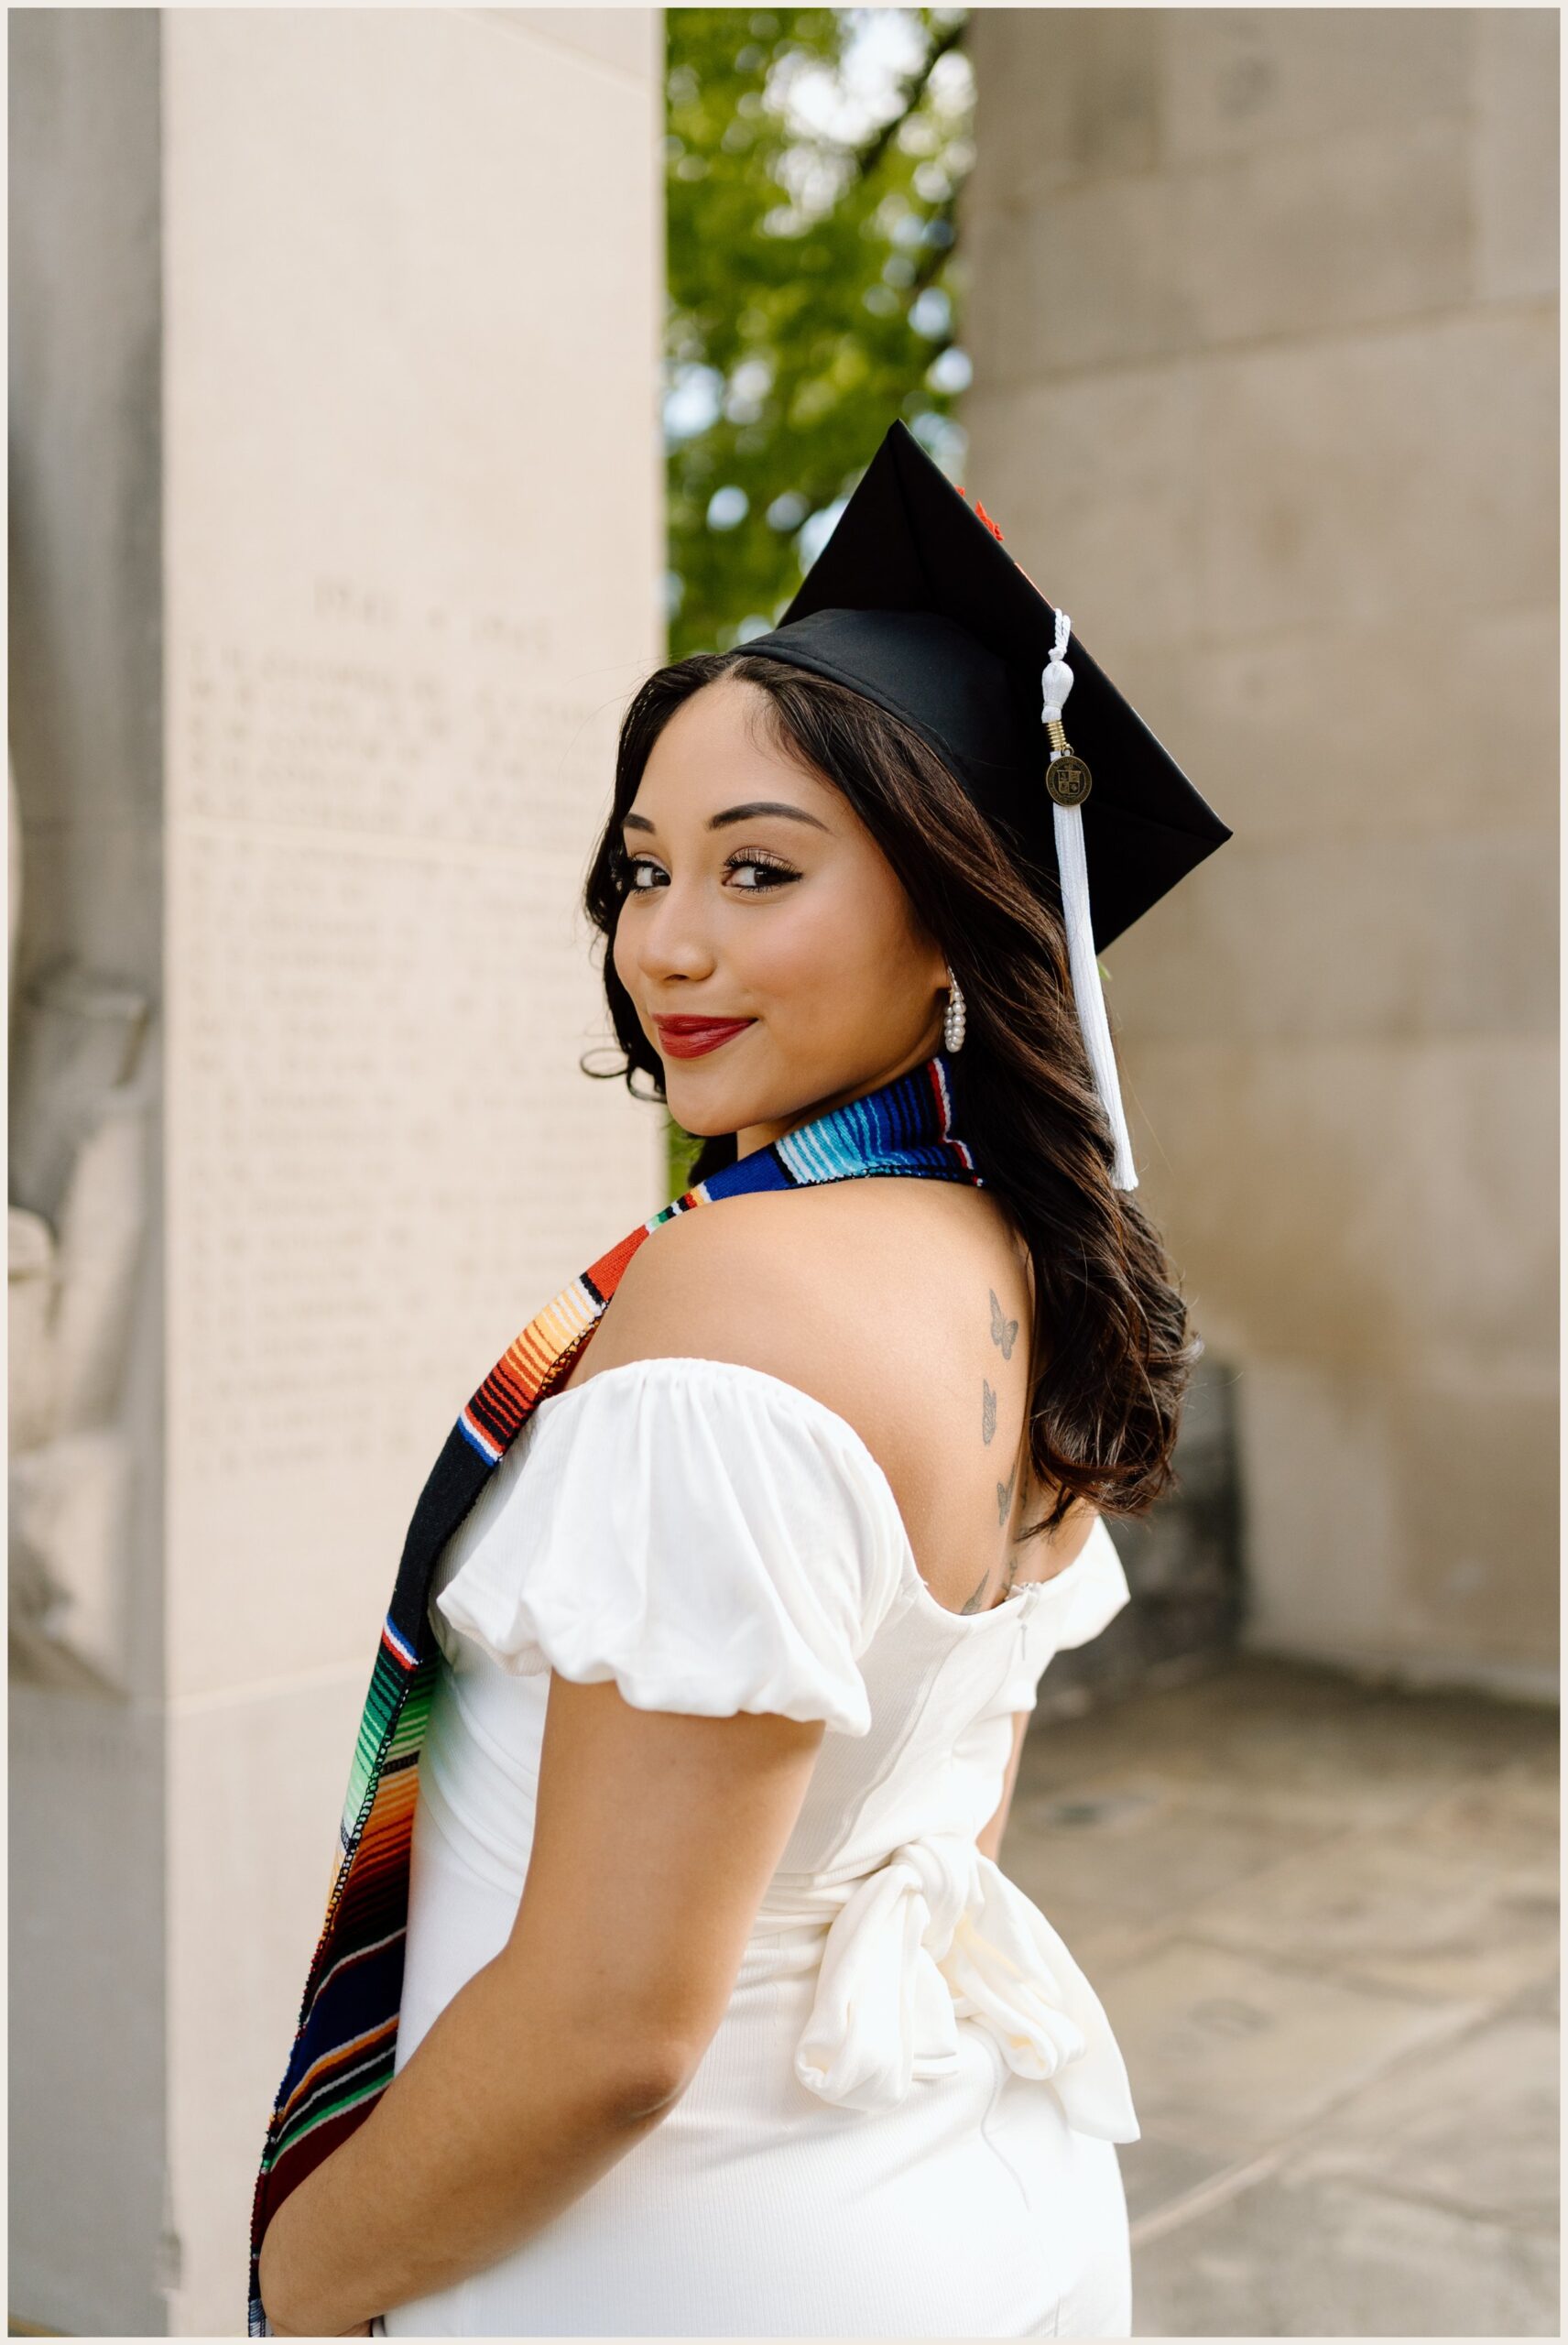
[258,1675,828,2335]
[975,1707,1030,1863]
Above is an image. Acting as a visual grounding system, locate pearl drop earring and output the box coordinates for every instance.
[942,964,966,1053]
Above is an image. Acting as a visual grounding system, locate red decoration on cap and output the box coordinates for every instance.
[954,485,1006,544]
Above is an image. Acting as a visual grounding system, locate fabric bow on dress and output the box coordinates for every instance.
[755,1827,1140,2141]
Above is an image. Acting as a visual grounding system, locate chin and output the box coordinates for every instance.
[660,1070,746,1138]
[669,1104,734,1140]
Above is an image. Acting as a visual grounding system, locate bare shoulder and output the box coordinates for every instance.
[568,1178,1034,1488]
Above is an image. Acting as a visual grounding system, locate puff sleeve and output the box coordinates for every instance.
[433,1356,908,1738]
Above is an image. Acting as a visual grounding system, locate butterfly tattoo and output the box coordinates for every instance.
[988,1289,1018,1360]
[996,1459,1018,1527]
[982,1378,997,1445]
[959,1566,993,1616]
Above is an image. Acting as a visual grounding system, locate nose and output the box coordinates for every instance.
[624,872,718,987]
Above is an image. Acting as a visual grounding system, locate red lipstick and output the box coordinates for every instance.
[655,1016,757,1060]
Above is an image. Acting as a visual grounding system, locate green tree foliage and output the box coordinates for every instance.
[665,7,976,663]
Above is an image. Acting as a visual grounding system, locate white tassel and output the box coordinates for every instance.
[1052,796,1138,1191]
[1043,617,1138,1193]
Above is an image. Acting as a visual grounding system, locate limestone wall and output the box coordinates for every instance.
[963,8,1557,1694]
[9,10,666,2330]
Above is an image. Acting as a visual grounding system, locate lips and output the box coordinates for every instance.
[654,1016,757,1059]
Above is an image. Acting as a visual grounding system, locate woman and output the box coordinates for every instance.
[253,421,1230,2340]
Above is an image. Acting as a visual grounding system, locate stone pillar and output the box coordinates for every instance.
[962,9,1557,1695]
[9,10,666,2331]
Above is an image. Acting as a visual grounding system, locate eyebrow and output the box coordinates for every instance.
[621,801,832,836]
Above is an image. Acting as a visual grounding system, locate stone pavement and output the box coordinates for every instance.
[1009,1653,1560,2338]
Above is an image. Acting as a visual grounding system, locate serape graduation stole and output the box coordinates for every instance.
[248,1049,982,2334]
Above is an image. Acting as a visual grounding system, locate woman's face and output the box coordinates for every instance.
[612,676,950,1155]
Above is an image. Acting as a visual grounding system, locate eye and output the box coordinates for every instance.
[724,849,800,892]
[614,850,801,896]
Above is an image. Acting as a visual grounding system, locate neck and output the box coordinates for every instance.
[734,1037,947,1161]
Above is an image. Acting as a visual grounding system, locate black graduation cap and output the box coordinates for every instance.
[738,416,1233,1189]
[740,416,1230,950]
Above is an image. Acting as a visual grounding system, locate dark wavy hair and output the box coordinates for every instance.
[581,649,1200,1546]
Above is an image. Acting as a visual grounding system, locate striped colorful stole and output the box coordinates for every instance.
[248,1049,982,2333]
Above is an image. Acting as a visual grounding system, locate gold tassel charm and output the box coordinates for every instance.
[1042,713,1093,806]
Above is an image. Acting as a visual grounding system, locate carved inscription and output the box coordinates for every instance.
[171,580,648,1489]
[180,574,626,858]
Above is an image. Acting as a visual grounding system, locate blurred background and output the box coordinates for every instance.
[8,6,1558,2335]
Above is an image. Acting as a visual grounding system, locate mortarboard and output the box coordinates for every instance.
[738,417,1233,1192]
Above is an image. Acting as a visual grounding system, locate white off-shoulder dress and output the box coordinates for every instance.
[376,1355,1139,2340]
